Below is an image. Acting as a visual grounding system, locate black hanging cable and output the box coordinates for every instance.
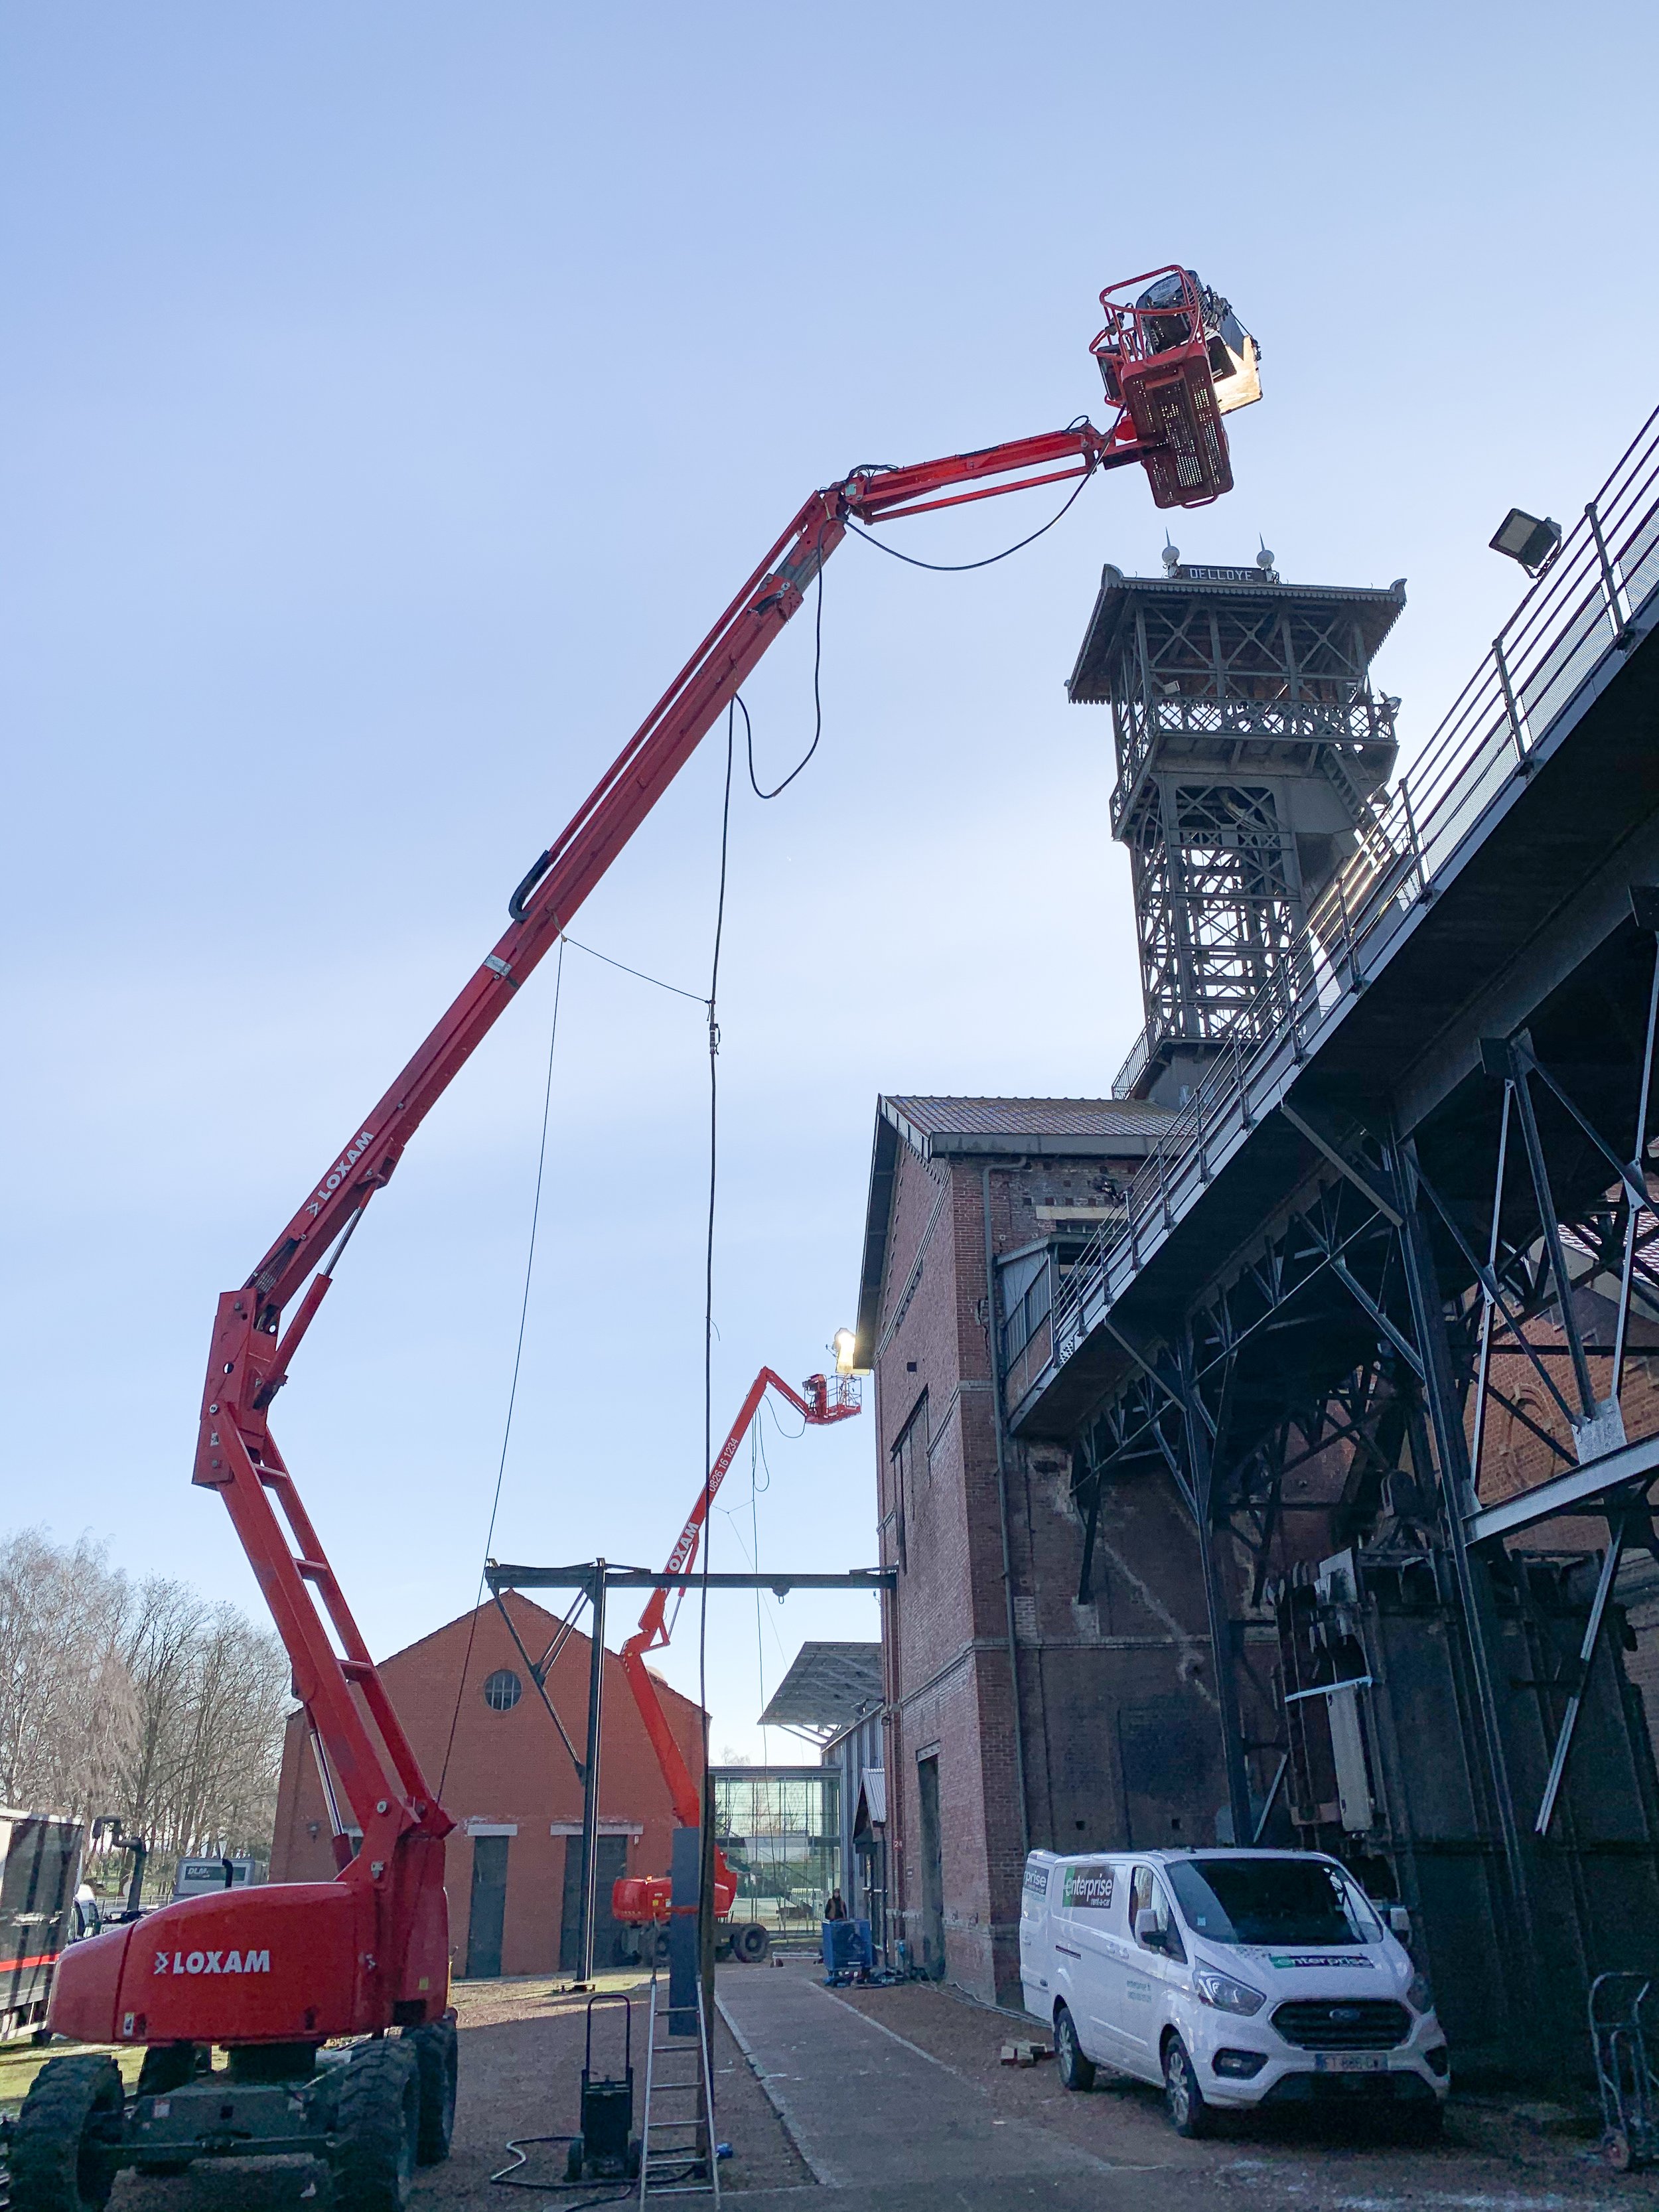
[700,715,734,1742]
[844,465,1094,572]
[742,546,826,799]
[439,936,566,1800]
[561,933,707,1006]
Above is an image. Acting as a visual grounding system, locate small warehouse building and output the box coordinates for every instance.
[270,1593,706,1980]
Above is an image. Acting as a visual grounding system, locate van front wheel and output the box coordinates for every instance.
[1163,2035,1216,2139]
[1054,2004,1095,2092]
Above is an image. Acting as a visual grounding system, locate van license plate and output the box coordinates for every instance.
[1313,2054,1387,2073]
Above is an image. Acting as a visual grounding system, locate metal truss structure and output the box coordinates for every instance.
[1066,562,1403,1098]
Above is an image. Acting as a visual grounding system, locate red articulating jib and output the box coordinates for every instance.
[48,267,1256,2053]
[611,1369,860,1929]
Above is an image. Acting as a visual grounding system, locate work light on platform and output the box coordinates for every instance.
[833,1328,858,1376]
[1490,507,1563,578]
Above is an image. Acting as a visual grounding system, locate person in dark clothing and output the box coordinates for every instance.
[823,1891,847,1921]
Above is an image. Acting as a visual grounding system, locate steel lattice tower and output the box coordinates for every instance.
[1068,555,1406,1104]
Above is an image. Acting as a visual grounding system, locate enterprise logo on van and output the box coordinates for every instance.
[1267,1954,1373,1970]
[1060,1866,1114,1911]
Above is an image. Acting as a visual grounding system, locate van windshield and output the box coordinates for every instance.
[1165,1858,1382,1947]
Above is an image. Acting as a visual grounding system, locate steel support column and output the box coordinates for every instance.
[1391,1131,1538,2011]
[1178,1327,1253,1847]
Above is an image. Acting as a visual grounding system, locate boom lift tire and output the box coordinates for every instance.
[732,1922,770,1963]
[329,2037,421,2212]
[405,2009,459,2164]
[9,2053,124,2212]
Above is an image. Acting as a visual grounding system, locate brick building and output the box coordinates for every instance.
[270,1593,705,1980]
[853,1095,1238,2006]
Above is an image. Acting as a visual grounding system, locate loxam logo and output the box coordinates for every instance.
[304,1133,375,1218]
[154,1948,269,1976]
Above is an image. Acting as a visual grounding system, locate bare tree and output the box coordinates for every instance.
[0,1529,136,1821]
[0,1528,291,1886]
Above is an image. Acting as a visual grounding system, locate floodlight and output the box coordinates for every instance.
[1490,508,1563,579]
[832,1327,859,1376]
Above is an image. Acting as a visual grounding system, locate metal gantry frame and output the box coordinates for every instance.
[482,1562,895,1982]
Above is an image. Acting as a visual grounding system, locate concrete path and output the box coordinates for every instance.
[716,1964,1155,2197]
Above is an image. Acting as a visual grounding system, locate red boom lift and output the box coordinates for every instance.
[609,1366,861,1962]
[18,267,1257,2212]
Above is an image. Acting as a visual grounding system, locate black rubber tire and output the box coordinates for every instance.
[330,2037,420,2212]
[1054,2004,1096,2093]
[1163,2035,1215,2139]
[135,2043,196,2098]
[733,1922,771,1964]
[9,2052,125,2212]
[566,2136,585,2181]
[405,2011,458,2165]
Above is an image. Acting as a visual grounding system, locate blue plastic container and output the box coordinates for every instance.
[822,1917,873,1973]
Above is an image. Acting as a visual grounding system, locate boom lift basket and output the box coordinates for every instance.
[1091,267,1262,510]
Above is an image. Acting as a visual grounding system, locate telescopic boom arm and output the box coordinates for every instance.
[615,1368,858,1914]
[173,266,1254,2037]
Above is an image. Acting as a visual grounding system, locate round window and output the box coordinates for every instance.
[482,1668,522,1712]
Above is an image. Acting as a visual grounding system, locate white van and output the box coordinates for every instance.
[1020,1847,1448,2138]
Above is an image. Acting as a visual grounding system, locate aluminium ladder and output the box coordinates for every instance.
[638,1967,720,2203]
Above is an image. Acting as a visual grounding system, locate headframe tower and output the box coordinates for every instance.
[1069,552,1406,1105]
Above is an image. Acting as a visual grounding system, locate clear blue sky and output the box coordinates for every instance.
[5,1,1656,1763]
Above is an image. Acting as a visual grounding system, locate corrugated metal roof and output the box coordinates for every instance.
[885,1095,1175,1140]
[758,1642,883,1730]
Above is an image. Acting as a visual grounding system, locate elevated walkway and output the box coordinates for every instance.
[1012,410,1659,1444]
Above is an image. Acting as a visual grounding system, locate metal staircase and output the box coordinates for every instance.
[638,1969,719,2203]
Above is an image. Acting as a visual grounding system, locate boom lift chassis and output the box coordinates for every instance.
[16,269,1256,2212]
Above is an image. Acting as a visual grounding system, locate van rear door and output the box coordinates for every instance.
[1019,1853,1056,2021]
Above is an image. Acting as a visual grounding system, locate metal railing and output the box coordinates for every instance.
[1110,694,1398,838]
[1049,407,1659,1399]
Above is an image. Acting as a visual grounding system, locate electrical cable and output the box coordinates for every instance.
[843,465,1093,571]
[741,546,826,799]
[561,934,708,1007]
[753,1429,770,1772]
[699,714,734,1749]
[439,936,566,1800]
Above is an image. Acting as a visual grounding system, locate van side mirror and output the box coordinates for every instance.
[1386,1905,1411,1941]
[1135,1908,1165,1953]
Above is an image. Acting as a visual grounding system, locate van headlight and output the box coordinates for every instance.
[1407,1972,1435,2015]
[1194,1967,1265,2016]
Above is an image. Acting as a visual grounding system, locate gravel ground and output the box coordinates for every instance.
[827,1976,1659,2209]
[20,1968,812,2209]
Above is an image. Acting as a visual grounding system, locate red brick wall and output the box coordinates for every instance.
[876,1142,1223,2008]
[270,1593,705,1980]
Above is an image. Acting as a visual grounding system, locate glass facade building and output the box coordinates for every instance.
[711,1767,839,1933]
